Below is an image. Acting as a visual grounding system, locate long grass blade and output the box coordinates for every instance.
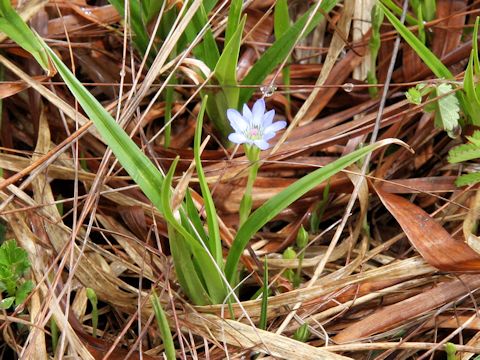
[224,139,409,284]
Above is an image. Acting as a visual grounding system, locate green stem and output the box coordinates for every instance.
[239,146,260,226]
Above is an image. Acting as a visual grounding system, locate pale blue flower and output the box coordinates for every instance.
[227,99,287,150]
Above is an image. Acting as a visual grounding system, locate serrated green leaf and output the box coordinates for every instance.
[405,87,422,105]
[0,297,14,309]
[466,131,480,147]
[15,280,33,306]
[448,141,480,163]
[0,240,30,276]
[433,83,460,134]
[456,172,480,187]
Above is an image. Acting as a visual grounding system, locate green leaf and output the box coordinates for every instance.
[224,0,243,46]
[0,297,14,309]
[240,0,338,104]
[379,3,473,125]
[161,158,226,304]
[141,0,165,23]
[274,0,291,104]
[43,45,166,211]
[224,139,406,284]
[473,17,480,75]
[184,4,219,70]
[204,15,246,141]
[422,0,436,22]
[214,16,246,107]
[380,0,417,26]
[108,0,152,60]
[293,323,310,342]
[184,190,209,245]
[15,280,33,306]
[432,83,460,135]
[0,240,30,277]
[463,51,480,125]
[445,342,457,360]
[0,0,49,71]
[168,226,210,305]
[448,131,480,163]
[405,87,422,105]
[274,0,290,37]
[379,2,452,79]
[151,292,176,360]
[194,97,223,265]
[259,258,268,330]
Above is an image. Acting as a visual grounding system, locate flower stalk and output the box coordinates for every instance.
[227,98,286,226]
[239,145,260,226]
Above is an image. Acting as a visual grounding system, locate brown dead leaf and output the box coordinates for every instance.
[376,187,480,272]
[334,274,480,343]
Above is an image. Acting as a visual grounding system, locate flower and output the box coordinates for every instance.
[227,99,287,150]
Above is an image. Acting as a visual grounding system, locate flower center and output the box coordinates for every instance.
[246,127,262,140]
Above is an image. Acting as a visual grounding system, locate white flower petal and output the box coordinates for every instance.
[226,109,248,132]
[228,132,247,144]
[252,99,265,125]
[254,139,270,150]
[242,103,252,119]
[262,109,275,127]
[263,132,276,141]
[264,120,287,134]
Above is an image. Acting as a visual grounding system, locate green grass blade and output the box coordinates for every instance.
[184,4,219,70]
[141,0,165,23]
[274,0,289,36]
[473,17,480,74]
[274,0,291,105]
[43,45,165,210]
[169,225,210,305]
[194,97,223,265]
[224,139,406,284]
[380,2,474,124]
[422,0,436,22]
[214,16,246,108]
[380,0,417,25]
[378,2,452,79]
[259,257,268,330]
[0,0,49,71]
[184,190,209,244]
[224,0,242,46]
[108,0,151,59]
[239,0,338,104]
[463,52,480,123]
[161,158,226,304]
[150,292,176,360]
